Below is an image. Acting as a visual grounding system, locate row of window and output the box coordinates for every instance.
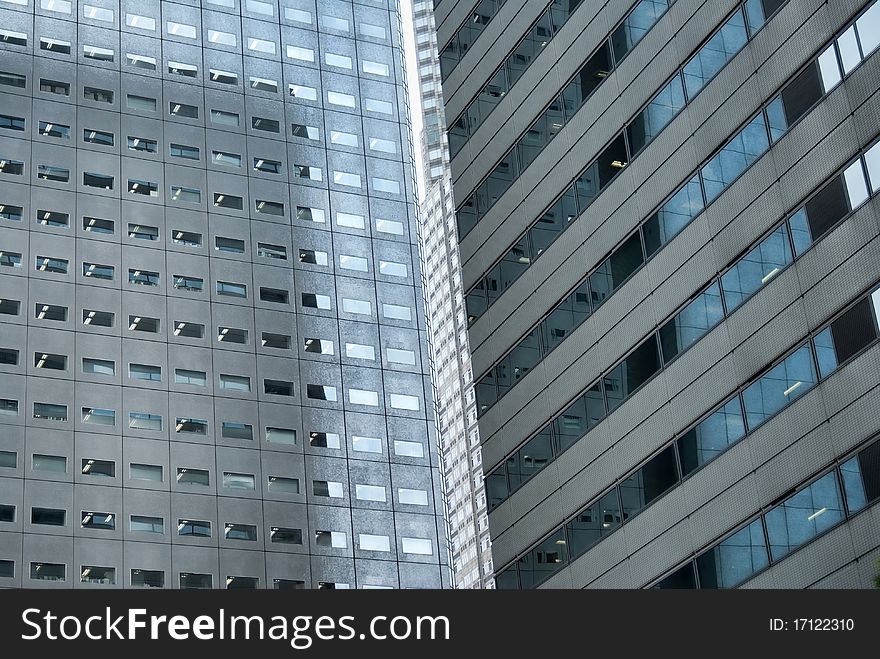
[470,21,880,414]
[0,72,397,121]
[0,114,400,162]
[0,424,423,457]
[448,0,675,158]
[438,0,509,79]
[1,0,370,33]
[653,439,880,588]
[0,154,403,199]
[0,562,374,589]
[500,432,880,589]
[0,202,407,241]
[482,142,880,508]
[460,0,792,300]
[493,286,880,588]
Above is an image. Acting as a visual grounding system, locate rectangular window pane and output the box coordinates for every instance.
[742,344,817,430]
[696,518,768,588]
[765,471,844,561]
[720,224,792,312]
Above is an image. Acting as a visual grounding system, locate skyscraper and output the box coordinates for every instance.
[0,0,449,589]
[437,0,880,588]
[411,0,494,588]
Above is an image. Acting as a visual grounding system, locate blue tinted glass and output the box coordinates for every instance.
[720,224,792,312]
[812,327,838,379]
[742,344,817,430]
[696,518,768,588]
[659,281,724,363]
[787,208,813,256]
[628,74,686,155]
[677,396,746,475]
[683,9,748,99]
[611,0,671,63]
[765,471,844,561]
[702,113,770,202]
[840,456,867,514]
[765,95,788,142]
[643,175,705,256]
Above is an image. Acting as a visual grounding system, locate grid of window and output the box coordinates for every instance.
[0,0,444,589]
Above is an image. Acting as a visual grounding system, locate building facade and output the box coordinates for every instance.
[437,0,880,588]
[412,0,494,588]
[0,0,449,589]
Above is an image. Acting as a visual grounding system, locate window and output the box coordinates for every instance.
[260,287,289,304]
[83,45,114,62]
[271,527,303,544]
[38,121,70,139]
[81,511,115,530]
[0,205,23,221]
[83,172,113,189]
[345,343,375,360]
[267,476,299,494]
[38,165,70,182]
[225,523,257,541]
[349,389,379,407]
[36,210,69,228]
[172,231,202,247]
[167,21,197,39]
[128,268,159,286]
[339,255,368,272]
[129,412,162,431]
[294,164,322,181]
[290,83,318,101]
[0,503,15,520]
[253,157,281,174]
[0,251,21,268]
[264,379,294,396]
[40,79,69,96]
[170,143,199,160]
[83,87,113,103]
[128,224,158,241]
[382,304,411,321]
[401,537,433,555]
[217,281,247,298]
[307,384,337,401]
[175,369,207,387]
[168,62,197,78]
[299,249,329,265]
[337,212,365,229]
[298,206,326,223]
[0,347,18,364]
[33,402,67,421]
[176,418,207,435]
[31,563,65,582]
[0,29,26,46]
[83,262,114,280]
[221,422,253,440]
[342,299,370,315]
[720,225,792,312]
[305,337,333,355]
[359,23,386,39]
[211,109,239,126]
[257,243,287,260]
[126,13,156,31]
[218,327,248,344]
[128,316,159,333]
[327,90,355,108]
[390,394,419,411]
[0,159,24,176]
[355,484,386,502]
[0,114,25,131]
[40,38,71,54]
[334,171,361,188]
[178,519,211,537]
[364,98,393,115]
[696,518,768,589]
[255,200,284,216]
[0,71,26,88]
[742,344,817,430]
[765,470,844,561]
[179,574,212,590]
[330,130,358,147]
[32,507,66,525]
[223,472,255,490]
[81,407,115,426]
[266,427,296,445]
[129,363,161,382]
[359,534,391,552]
[81,358,114,377]
[369,138,397,154]
[219,375,251,391]
[215,237,245,253]
[292,124,320,140]
[313,481,344,498]
[399,488,429,506]
[81,566,115,585]
[127,95,156,112]
[170,186,201,203]
[252,117,280,133]
[82,458,116,478]
[213,151,241,168]
[173,275,204,291]
[131,569,164,588]
[208,30,236,46]
[82,309,114,327]
[387,348,416,365]
[379,261,407,278]
[173,321,204,338]
[213,193,243,210]
[169,102,198,119]
[130,464,163,482]
[363,61,390,77]
[176,468,209,487]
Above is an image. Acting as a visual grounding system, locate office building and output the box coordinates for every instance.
[0,0,449,589]
[411,0,494,588]
[437,0,880,588]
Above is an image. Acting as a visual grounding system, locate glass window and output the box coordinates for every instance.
[677,397,746,476]
[128,224,158,241]
[566,489,621,558]
[610,0,670,63]
[130,463,162,482]
[660,282,724,363]
[131,569,164,588]
[82,308,114,326]
[32,507,65,525]
[394,440,423,458]
[399,488,429,506]
[176,468,209,486]
[517,529,564,588]
[210,109,239,126]
[683,9,748,99]
[506,428,553,492]
[267,476,298,494]
[605,335,661,412]
[349,389,379,406]
[696,518,768,588]
[267,427,296,445]
[178,519,211,537]
[742,344,817,430]
[30,562,65,582]
[33,403,67,421]
[38,121,70,139]
[225,523,257,541]
[856,2,880,57]
[817,44,842,92]
[129,363,161,381]
[352,436,382,453]
[702,113,770,202]
[271,527,303,544]
[628,74,686,155]
[310,432,340,449]
[179,573,212,589]
[126,13,156,31]
[213,151,241,168]
[128,412,162,431]
[167,21,197,39]
[390,393,419,410]
[720,225,793,313]
[401,537,433,556]
[355,484,386,502]
[126,95,156,112]
[840,454,867,514]
[765,470,844,561]
[589,232,644,307]
[81,407,115,426]
[618,444,679,520]
[843,159,869,208]
[130,515,164,533]
[81,511,115,530]
[83,129,114,146]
